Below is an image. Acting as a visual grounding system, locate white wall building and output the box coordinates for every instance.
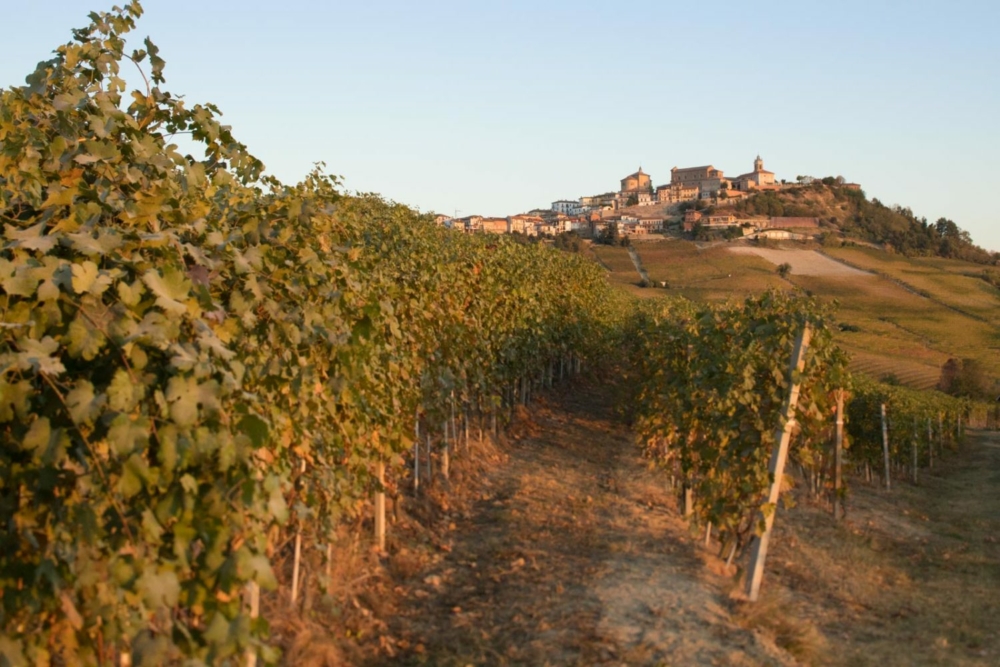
[552,199,579,215]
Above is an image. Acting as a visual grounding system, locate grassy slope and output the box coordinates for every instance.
[621,239,1000,390]
[825,246,1000,321]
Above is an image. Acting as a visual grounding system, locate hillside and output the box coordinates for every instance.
[593,237,1000,394]
[713,182,997,266]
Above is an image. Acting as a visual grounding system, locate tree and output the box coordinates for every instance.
[938,358,994,400]
[776,262,792,278]
[626,194,639,207]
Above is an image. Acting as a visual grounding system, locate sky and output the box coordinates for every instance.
[2,0,999,251]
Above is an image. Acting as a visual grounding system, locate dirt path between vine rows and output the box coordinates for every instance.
[356,385,1000,666]
[377,385,794,666]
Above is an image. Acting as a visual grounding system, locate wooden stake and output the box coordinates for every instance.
[245,581,260,667]
[426,432,432,481]
[880,404,891,491]
[441,419,450,481]
[745,324,811,602]
[413,417,420,494]
[927,417,933,469]
[833,389,844,520]
[912,418,919,485]
[938,412,944,455]
[291,458,307,606]
[704,522,712,547]
[325,542,332,592]
[375,460,386,552]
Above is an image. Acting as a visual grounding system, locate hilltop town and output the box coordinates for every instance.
[436,156,861,242]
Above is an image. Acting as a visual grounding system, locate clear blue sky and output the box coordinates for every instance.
[3,1,998,250]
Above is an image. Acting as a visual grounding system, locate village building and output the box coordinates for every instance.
[620,167,652,193]
[656,182,699,203]
[717,188,747,202]
[480,217,509,234]
[730,155,777,192]
[670,164,729,197]
[551,199,580,215]
[704,213,737,227]
[508,214,544,235]
[635,214,665,234]
[457,215,483,233]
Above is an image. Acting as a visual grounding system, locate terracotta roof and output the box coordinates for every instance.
[672,165,714,172]
[622,167,648,179]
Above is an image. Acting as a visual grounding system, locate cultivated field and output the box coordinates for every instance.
[615,239,1000,389]
[826,246,1000,321]
[632,239,789,300]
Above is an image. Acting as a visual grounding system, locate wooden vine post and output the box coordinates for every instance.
[290,458,307,606]
[880,404,891,491]
[244,581,260,667]
[927,417,933,469]
[833,388,845,520]
[374,460,386,552]
[413,414,421,494]
[745,324,812,602]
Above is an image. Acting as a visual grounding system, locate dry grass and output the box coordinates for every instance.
[827,247,1000,320]
[732,591,827,665]
[633,239,789,299]
[762,429,1000,666]
[280,378,1000,667]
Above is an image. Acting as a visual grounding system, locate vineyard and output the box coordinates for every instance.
[1,4,997,666]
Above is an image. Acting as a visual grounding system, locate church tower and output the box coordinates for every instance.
[754,155,764,172]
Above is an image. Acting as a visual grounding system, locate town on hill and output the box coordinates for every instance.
[436,156,860,242]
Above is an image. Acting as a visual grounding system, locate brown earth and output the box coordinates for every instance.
[727,247,871,277]
[372,386,795,666]
[324,381,1000,666]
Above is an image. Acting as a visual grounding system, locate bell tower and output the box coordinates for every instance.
[754,155,764,172]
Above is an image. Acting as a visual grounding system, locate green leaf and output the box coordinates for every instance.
[107,414,148,456]
[236,414,269,449]
[66,316,105,360]
[22,417,51,452]
[165,376,198,427]
[70,261,111,295]
[16,337,65,376]
[66,380,100,424]
[142,268,191,315]
[119,453,151,498]
[107,369,141,412]
[138,568,180,609]
[0,380,32,422]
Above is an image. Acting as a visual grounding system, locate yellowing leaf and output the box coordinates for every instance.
[70,261,111,295]
[142,268,191,316]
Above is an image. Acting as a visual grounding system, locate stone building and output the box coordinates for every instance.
[620,167,652,193]
[730,155,777,192]
[670,164,729,197]
[656,182,699,203]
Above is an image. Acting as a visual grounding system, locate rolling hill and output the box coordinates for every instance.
[589,236,1000,394]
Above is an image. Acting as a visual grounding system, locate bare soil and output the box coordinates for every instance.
[345,382,1000,667]
[727,247,870,277]
[375,386,796,666]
